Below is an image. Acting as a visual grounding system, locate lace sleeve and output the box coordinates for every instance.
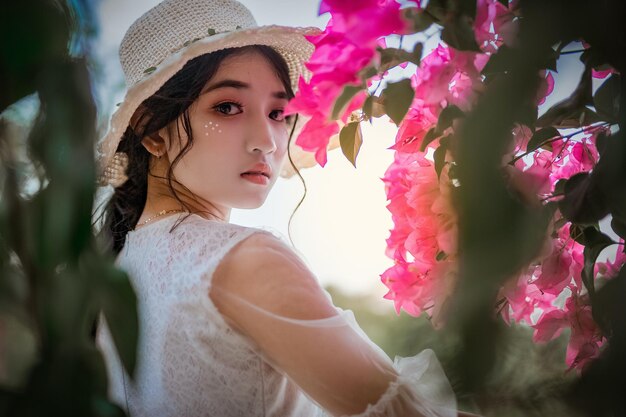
[210,232,457,417]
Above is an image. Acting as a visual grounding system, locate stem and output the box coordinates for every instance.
[559,49,586,55]
[508,122,613,165]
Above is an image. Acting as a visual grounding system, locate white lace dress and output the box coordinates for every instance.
[96,214,456,417]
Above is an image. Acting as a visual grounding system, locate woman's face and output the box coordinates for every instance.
[161,50,292,213]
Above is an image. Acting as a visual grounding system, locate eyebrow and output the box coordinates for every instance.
[201,79,289,100]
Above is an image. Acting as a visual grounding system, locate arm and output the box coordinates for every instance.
[211,232,456,417]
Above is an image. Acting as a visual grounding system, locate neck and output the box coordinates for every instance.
[139,158,230,224]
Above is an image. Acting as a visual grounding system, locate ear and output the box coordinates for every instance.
[141,132,167,158]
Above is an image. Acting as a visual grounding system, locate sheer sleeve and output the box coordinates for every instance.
[210,232,457,417]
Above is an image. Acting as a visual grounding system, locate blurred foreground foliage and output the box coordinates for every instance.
[0,1,137,415]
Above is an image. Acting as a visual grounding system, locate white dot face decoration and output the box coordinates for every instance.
[203,121,221,135]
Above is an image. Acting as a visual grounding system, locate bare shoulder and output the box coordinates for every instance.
[212,231,336,321]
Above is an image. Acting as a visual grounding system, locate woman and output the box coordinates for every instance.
[96,0,463,415]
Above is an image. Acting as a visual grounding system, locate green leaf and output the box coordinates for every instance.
[339,121,363,168]
[378,47,418,73]
[403,7,435,33]
[558,172,609,224]
[208,28,216,35]
[526,127,560,152]
[100,266,139,376]
[593,74,620,122]
[434,136,450,179]
[611,217,626,241]
[482,45,514,75]
[581,227,616,295]
[436,250,447,261]
[436,105,465,134]
[382,79,414,125]
[536,66,597,128]
[358,65,378,81]
[441,15,481,52]
[362,95,386,120]
[143,66,157,74]
[412,43,424,66]
[420,127,441,152]
[331,85,363,120]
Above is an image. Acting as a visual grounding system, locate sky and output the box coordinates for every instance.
[94,0,400,305]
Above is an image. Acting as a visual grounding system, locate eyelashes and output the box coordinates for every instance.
[213,101,244,117]
[212,101,290,122]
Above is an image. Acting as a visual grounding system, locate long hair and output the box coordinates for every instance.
[100,45,303,255]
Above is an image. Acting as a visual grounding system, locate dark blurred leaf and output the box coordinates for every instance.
[611,217,626,241]
[420,127,441,151]
[441,14,481,52]
[382,79,414,125]
[339,121,363,168]
[483,45,557,76]
[482,45,515,76]
[362,95,386,120]
[98,262,139,377]
[436,105,465,133]
[593,74,620,122]
[0,1,70,112]
[434,136,450,179]
[558,172,609,224]
[378,46,422,74]
[331,85,363,120]
[536,66,597,128]
[402,7,435,33]
[581,227,615,295]
[526,126,560,152]
[358,65,378,81]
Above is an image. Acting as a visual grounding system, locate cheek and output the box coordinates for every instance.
[202,121,224,136]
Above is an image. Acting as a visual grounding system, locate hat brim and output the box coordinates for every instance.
[97,25,331,183]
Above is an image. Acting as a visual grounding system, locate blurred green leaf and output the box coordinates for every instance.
[331,85,363,121]
[98,264,138,377]
[441,15,481,52]
[382,79,414,125]
[526,127,561,152]
[610,217,626,241]
[420,127,441,151]
[580,227,615,295]
[437,105,465,133]
[558,172,609,224]
[593,74,620,122]
[434,136,450,179]
[403,7,435,33]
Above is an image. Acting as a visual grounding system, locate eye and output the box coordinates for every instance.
[270,109,286,122]
[213,101,243,116]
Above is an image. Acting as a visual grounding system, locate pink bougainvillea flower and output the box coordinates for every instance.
[563,293,605,370]
[389,104,438,153]
[537,70,555,105]
[381,152,457,317]
[533,244,573,295]
[592,68,615,79]
[475,0,515,52]
[533,291,605,371]
[533,308,568,342]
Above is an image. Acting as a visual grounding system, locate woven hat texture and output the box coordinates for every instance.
[97,0,322,186]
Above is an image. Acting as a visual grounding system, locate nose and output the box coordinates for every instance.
[246,114,277,154]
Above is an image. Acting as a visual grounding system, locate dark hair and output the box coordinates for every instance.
[101,45,305,254]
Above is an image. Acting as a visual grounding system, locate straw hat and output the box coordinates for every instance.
[97,0,325,187]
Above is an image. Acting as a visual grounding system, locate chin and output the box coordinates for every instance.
[235,195,269,210]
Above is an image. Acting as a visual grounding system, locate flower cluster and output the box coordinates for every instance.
[284,0,408,166]
[291,0,624,370]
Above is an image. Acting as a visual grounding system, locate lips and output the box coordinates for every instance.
[241,162,271,179]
